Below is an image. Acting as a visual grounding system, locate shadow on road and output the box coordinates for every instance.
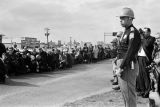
[10,73,53,79]
[4,79,39,87]
[10,63,91,80]
[7,60,111,86]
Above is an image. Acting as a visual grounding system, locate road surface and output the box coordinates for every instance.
[0,59,113,107]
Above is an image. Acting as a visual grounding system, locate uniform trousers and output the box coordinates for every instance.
[117,59,139,107]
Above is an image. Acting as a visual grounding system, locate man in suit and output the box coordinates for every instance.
[136,27,156,98]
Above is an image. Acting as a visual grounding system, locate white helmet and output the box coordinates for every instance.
[118,7,135,19]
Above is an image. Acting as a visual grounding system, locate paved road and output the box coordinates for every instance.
[0,59,113,107]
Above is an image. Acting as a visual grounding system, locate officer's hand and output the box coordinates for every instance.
[115,68,123,77]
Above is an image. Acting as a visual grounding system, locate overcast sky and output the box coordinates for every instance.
[1,0,160,44]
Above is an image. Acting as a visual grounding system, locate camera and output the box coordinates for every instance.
[139,28,145,39]
[139,28,144,34]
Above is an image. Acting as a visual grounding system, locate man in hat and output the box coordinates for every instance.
[116,7,141,107]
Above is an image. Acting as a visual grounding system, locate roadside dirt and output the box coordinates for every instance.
[63,90,149,107]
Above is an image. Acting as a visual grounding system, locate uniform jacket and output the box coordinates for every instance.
[119,24,141,69]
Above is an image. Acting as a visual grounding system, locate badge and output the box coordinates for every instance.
[130,27,134,32]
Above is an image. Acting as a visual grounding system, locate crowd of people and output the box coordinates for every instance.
[0,43,113,84]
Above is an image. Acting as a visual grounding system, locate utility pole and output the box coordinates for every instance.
[45,28,50,48]
[69,36,72,48]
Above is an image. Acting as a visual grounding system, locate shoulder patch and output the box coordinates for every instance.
[130,27,134,32]
[129,32,134,39]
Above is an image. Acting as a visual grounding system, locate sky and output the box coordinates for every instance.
[1,0,160,44]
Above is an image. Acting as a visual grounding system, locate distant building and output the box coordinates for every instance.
[48,41,56,48]
[3,37,40,49]
[40,42,47,48]
[21,37,40,48]
[58,40,62,47]
[4,43,21,49]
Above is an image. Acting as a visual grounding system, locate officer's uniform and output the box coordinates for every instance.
[117,24,141,107]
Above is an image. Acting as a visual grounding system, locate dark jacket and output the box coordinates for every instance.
[142,36,156,62]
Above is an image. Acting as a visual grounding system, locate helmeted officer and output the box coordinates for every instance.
[116,7,141,107]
